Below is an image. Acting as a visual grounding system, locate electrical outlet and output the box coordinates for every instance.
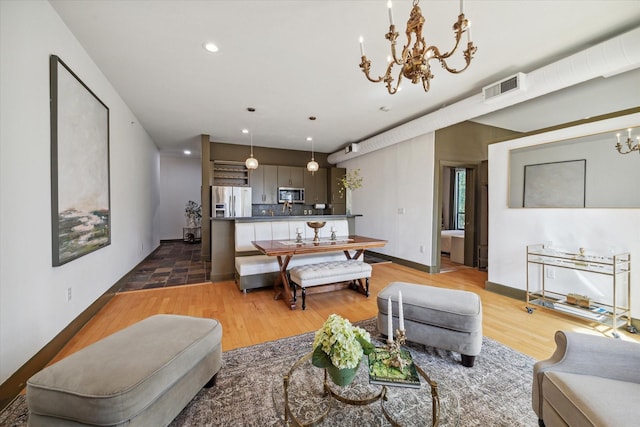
[66,287,72,302]
[545,268,555,279]
[398,208,405,214]
[419,245,425,253]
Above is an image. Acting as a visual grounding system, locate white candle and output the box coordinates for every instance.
[359,36,365,57]
[387,1,394,26]
[617,133,621,143]
[628,128,632,138]
[331,226,336,232]
[387,296,393,340]
[296,227,301,234]
[398,291,404,331]
[460,0,463,14]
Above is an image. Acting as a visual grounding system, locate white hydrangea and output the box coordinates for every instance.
[313,314,372,369]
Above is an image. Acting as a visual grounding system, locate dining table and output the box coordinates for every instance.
[252,235,387,310]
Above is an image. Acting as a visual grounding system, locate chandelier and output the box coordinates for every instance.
[359,0,477,95]
[615,128,639,155]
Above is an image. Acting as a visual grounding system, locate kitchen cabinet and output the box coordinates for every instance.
[328,167,346,204]
[251,165,278,204]
[277,166,304,188]
[303,168,327,204]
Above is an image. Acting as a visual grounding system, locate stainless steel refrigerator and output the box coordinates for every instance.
[212,186,252,217]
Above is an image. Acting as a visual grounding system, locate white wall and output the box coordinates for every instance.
[0,1,161,384]
[339,133,436,266]
[159,154,202,240]
[488,113,640,318]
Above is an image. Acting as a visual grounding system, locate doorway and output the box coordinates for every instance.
[437,162,480,271]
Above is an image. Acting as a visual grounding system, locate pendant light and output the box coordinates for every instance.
[306,116,319,173]
[245,107,259,170]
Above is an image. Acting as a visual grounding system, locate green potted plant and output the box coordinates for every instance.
[312,314,374,386]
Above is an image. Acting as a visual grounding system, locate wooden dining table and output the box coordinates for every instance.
[252,235,387,310]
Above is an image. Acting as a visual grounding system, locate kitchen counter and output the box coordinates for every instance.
[210,214,361,222]
[209,214,361,282]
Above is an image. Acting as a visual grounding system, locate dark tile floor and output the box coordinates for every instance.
[118,241,210,292]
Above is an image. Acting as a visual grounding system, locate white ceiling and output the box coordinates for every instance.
[49,0,640,157]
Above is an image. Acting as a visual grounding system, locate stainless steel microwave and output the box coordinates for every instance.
[278,187,305,204]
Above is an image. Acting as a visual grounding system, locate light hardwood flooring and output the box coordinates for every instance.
[50,262,638,366]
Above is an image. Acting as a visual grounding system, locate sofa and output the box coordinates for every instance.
[532,330,640,427]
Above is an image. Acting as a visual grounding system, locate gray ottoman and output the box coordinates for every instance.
[27,314,223,426]
[377,282,482,367]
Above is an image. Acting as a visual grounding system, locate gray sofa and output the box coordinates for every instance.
[532,330,640,427]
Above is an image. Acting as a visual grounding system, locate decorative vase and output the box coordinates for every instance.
[345,188,352,215]
[326,361,359,386]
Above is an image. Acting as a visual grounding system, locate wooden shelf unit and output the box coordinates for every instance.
[211,161,250,186]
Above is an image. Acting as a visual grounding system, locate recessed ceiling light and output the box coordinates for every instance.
[306,137,313,142]
[184,150,192,155]
[203,42,219,53]
[242,129,249,134]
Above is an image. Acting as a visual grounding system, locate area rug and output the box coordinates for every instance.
[0,318,538,426]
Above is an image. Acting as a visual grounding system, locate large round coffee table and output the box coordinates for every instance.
[272,351,459,426]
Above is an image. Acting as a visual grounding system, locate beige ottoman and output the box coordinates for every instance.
[27,314,223,426]
[377,282,482,367]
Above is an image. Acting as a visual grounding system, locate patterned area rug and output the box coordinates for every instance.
[0,319,538,426]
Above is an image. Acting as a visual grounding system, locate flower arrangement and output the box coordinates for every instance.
[338,168,363,198]
[312,314,374,370]
[185,200,202,226]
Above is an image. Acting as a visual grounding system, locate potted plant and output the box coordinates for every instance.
[184,200,202,227]
[312,314,374,386]
[338,169,363,214]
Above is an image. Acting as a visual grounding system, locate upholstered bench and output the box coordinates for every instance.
[289,259,372,310]
[377,282,482,367]
[27,314,223,426]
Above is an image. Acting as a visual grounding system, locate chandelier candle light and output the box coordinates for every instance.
[615,128,639,155]
[359,0,477,94]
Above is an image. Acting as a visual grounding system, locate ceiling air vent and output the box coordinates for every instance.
[483,73,526,103]
[344,143,359,154]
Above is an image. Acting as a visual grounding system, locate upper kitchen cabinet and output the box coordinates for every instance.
[210,160,249,186]
[328,167,346,204]
[277,166,304,188]
[251,164,278,204]
[303,168,327,205]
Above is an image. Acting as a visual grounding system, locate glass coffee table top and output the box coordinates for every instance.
[272,352,460,426]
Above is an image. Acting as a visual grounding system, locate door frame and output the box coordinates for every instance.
[433,160,479,272]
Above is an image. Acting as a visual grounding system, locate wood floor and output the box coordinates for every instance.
[50,262,639,366]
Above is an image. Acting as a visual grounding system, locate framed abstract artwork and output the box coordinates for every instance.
[50,55,110,266]
[523,159,586,208]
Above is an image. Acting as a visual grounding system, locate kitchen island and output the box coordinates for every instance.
[210,215,361,284]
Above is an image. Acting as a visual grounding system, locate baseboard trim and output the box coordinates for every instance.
[485,280,640,332]
[0,244,161,411]
[365,250,434,273]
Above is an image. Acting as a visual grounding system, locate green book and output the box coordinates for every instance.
[367,347,421,389]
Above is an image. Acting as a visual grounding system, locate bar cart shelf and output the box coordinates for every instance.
[526,243,634,338]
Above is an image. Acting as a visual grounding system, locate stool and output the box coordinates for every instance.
[377,282,482,367]
[27,314,223,426]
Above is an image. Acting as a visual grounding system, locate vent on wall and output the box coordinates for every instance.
[483,73,526,102]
